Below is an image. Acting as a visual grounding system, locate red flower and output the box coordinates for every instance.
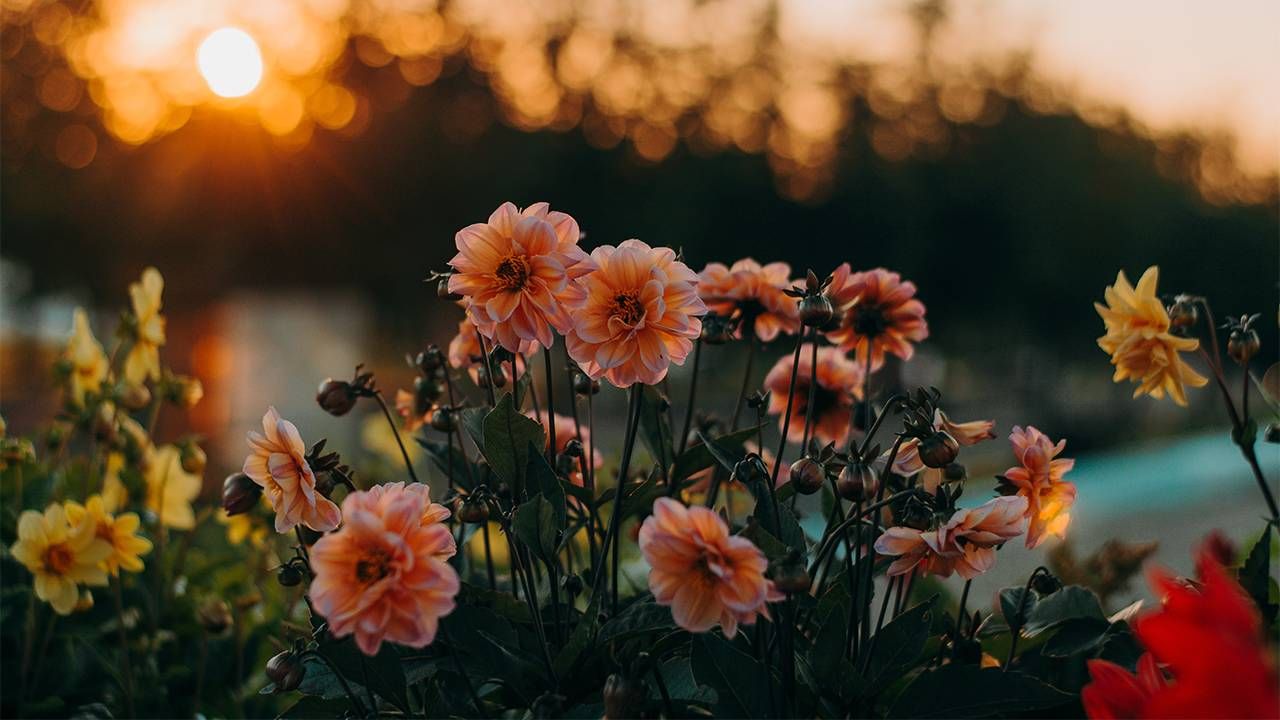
[1082,546,1280,719]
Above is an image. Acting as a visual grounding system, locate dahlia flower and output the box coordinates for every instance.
[145,444,203,530]
[309,482,459,655]
[447,312,530,386]
[64,495,152,575]
[10,504,112,615]
[1001,425,1077,548]
[763,344,863,445]
[447,202,593,353]
[124,267,166,384]
[1094,267,1207,406]
[639,497,781,637]
[891,410,995,492]
[65,308,108,406]
[874,495,1028,579]
[243,406,341,533]
[697,259,799,341]
[825,265,928,371]
[565,240,706,387]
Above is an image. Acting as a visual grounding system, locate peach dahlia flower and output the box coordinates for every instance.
[697,259,799,342]
[826,265,928,371]
[565,240,706,388]
[890,410,996,492]
[874,495,1028,579]
[1094,266,1207,407]
[243,407,341,533]
[447,202,593,353]
[309,482,459,655]
[639,497,781,637]
[763,345,864,445]
[446,313,529,387]
[1001,426,1077,549]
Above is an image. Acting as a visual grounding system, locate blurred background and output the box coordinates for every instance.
[1,0,1277,606]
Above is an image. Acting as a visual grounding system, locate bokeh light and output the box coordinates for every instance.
[196,27,262,98]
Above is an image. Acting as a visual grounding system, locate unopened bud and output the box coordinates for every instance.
[277,564,304,587]
[602,674,646,720]
[222,473,262,516]
[437,277,453,299]
[917,431,960,469]
[414,377,443,412]
[798,293,836,328]
[117,383,152,411]
[789,456,826,495]
[1168,296,1198,330]
[457,497,489,524]
[836,460,878,502]
[180,443,206,475]
[572,372,599,396]
[197,598,233,634]
[266,651,306,693]
[316,379,358,416]
[1227,329,1260,365]
[416,346,445,374]
[430,407,457,432]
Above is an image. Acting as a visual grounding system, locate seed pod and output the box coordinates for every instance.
[1227,328,1260,365]
[117,383,152,411]
[436,277,453,299]
[917,431,960,469]
[414,376,443,412]
[1030,571,1063,595]
[572,372,599,396]
[602,674,646,720]
[789,456,826,495]
[798,293,836,328]
[836,460,878,502]
[222,472,262,516]
[417,346,445,373]
[265,651,307,693]
[277,564,303,587]
[430,407,457,432]
[770,551,811,594]
[700,314,735,345]
[1168,296,1198,330]
[457,497,490,524]
[315,378,357,416]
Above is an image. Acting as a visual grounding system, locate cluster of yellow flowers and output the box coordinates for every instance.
[9,496,152,614]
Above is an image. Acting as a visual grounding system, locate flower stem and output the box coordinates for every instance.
[677,338,703,457]
[475,331,498,407]
[730,325,758,432]
[111,577,136,719]
[374,391,420,483]
[768,333,808,489]
[305,648,367,717]
[1004,566,1050,671]
[801,338,819,450]
[543,347,557,466]
[591,386,642,615]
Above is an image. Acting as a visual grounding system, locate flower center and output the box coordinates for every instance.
[354,547,393,584]
[851,304,887,337]
[610,293,646,326]
[43,544,75,575]
[95,521,114,543]
[494,256,531,292]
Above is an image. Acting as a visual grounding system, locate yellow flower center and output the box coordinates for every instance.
[43,543,75,575]
[494,256,531,292]
[95,521,114,543]
[355,547,393,583]
[610,292,646,326]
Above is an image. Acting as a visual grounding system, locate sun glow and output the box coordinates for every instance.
[197,27,263,99]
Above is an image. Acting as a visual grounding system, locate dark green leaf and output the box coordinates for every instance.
[481,394,544,486]
[655,657,717,704]
[525,443,567,525]
[999,586,1035,630]
[512,495,558,562]
[865,594,937,694]
[672,427,760,484]
[1240,524,1278,627]
[738,523,789,562]
[460,407,488,454]
[638,385,676,470]
[597,600,677,645]
[414,437,475,492]
[1042,618,1111,658]
[691,634,772,719]
[1023,586,1106,637]
[807,594,856,699]
[553,595,600,678]
[888,666,1073,718]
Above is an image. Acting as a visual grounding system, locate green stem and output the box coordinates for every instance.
[374,392,419,483]
[111,577,136,719]
[677,338,703,457]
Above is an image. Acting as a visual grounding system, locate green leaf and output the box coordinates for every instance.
[512,495,558,562]
[456,582,532,624]
[481,393,544,487]
[806,594,856,699]
[695,430,747,473]
[638,385,676,470]
[597,600,677,645]
[460,406,488,453]
[553,595,600,678]
[888,666,1073,718]
[671,427,760,484]
[1240,524,1278,627]
[305,640,410,714]
[865,595,937,694]
[737,522,789,562]
[414,437,476,492]
[525,443,567,525]
[999,586,1035,631]
[691,633,772,719]
[655,657,718,704]
[1042,617,1111,658]
[1023,586,1106,637]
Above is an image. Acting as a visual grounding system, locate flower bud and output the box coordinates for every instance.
[732,455,768,487]
[562,573,584,598]
[430,407,457,432]
[1168,296,1198,330]
[315,378,357,416]
[917,431,960,469]
[436,277,453,299]
[222,472,262,516]
[92,403,118,444]
[798,293,836,328]
[416,346,445,374]
[1227,328,1260,365]
[75,590,95,613]
[166,375,203,408]
[563,438,584,458]
[700,314,735,345]
[277,564,304,587]
[197,598,233,634]
[836,460,878,502]
[1030,571,1063,596]
[180,443,207,475]
[602,674,646,720]
[572,372,599,396]
[266,651,307,693]
[457,497,490,524]
[789,457,826,495]
[117,383,152,411]
[414,377,443,412]
[950,637,982,665]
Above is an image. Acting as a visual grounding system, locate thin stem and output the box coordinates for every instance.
[591,386,643,614]
[768,334,807,489]
[956,579,973,638]
[482,522,496,592]
[305,648,367,717]
[677,339,704,457]
[730,325,758,432]
[475,331,498,407]
[801,338,819,450]
[1004,566,1050,671]
[374,392,420,483]
[111,578,136,719]
[543,347,558,466]
[1196,347,1279,522]
[443,367,476,488]
[860,575,900,670]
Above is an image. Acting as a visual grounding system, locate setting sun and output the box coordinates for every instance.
[196,27,263,99]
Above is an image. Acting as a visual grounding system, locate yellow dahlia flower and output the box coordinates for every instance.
[124,267,166,385]
[65,495,153,575]
[145,445,202,530]
[65,308,109,406]
[9,504,112,614]
[1095,266,1207,406]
